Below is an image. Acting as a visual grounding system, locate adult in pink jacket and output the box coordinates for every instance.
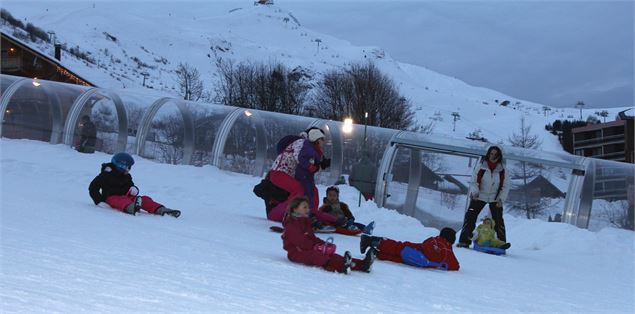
[267,128,337,225]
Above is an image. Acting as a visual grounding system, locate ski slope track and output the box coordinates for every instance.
[1,139,634,313]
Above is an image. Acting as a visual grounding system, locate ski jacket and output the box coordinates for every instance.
[319,199,355,221]
[474,222,506,247]
[281,214,331,265]
[80,121,97,148]
[88,163,134,205]
[469,159,510,203]
[294,140,324,187]
[271,138,305,177]
[378,236,460,271]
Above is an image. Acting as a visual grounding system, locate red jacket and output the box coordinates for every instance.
[281,214,331,266]
[378,236,460,271]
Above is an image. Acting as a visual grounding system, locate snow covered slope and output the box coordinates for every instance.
[1,1,629,151]
[1,139,634,312]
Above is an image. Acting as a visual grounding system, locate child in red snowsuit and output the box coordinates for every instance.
[360,227,460,271]
[281,196,375,274]
[88,152,180,217]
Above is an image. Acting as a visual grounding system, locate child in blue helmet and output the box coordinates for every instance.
[88,152,181,217]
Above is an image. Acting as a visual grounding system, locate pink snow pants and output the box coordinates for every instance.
[105,195,162,214]
[268,170,304,222]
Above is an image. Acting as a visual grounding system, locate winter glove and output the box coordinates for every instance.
[320,158,331,170]
[471,231,479,241]
[128,185,139,196]
[314,243,336,255]
[97,202,111,209]
[335,215,348,227]
[310,215,323,229]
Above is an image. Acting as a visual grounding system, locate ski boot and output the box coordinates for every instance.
[360,235,382,254]
[123,196,142,215]
[155,206,181,218]
[499,243,511,250]
[360,247,377,273]
[339,251,352,275]
[362,221,375,235]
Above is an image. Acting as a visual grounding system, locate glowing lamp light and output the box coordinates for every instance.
[244,110,253,117]
[342,118,353,133]
[32,78,41,87]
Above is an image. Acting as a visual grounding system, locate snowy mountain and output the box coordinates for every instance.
[2,1,629,152]
[2,138,634,313]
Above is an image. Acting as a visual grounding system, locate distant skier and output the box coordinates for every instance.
[457,145,510,248]
[88,152,181,217]
[471,217,511,249]
[77,115,97,153]
[359,227,460,271]
[281,196,376,274]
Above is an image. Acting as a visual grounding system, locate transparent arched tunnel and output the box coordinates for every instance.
[1,74,633,231]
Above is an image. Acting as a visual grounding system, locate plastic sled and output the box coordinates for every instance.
[400,246,448,270]
[472,241,507,255]
[334,226,363,236]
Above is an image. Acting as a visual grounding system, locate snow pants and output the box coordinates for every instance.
[459,199,506,244]
[377,238,412,264]
[106,195,162,214]
[268,170,305,222]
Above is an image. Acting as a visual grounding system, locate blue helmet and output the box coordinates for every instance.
[111,152,134,172]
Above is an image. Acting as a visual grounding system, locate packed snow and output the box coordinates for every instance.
[1,139,634,313]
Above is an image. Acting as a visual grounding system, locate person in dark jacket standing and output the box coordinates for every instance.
[360,228,460,271]
[88,152,181,217]
[281,196,376,274]
[457,145,511,248]
[78,115,97,153]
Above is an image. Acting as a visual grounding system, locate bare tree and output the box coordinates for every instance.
[151,114,185,165]
[214,58,310,115]
[175,62,204,101]
[508,116,544,218]
[311,62,414,130]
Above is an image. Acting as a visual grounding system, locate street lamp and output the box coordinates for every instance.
[342,118,353,133]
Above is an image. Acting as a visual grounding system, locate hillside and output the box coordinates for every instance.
[1,138,634,313]
[2,1,629,152]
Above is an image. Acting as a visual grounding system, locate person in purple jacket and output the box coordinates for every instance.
[267,128,339,226]
[295,127,331,212]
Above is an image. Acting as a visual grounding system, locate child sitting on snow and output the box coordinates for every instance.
[88,152,181,218]
[281,196,376,274]
[319,186,373,232]
[472,217,511,249]
[359,227,460,271]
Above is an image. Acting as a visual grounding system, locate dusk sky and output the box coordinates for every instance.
[280,0,634,108]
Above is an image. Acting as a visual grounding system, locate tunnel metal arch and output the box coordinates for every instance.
[62,88,128,153]
[211,108,267,176]
[0,78,65,144]
[135,97,195,165]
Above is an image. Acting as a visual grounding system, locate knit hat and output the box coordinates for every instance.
[308,128,325,142]
[440,227,456,244]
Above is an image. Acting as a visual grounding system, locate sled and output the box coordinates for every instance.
[472,241,507,255]
[400,246,448,270]
[269,225,336,233]
[334,226,363,236]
